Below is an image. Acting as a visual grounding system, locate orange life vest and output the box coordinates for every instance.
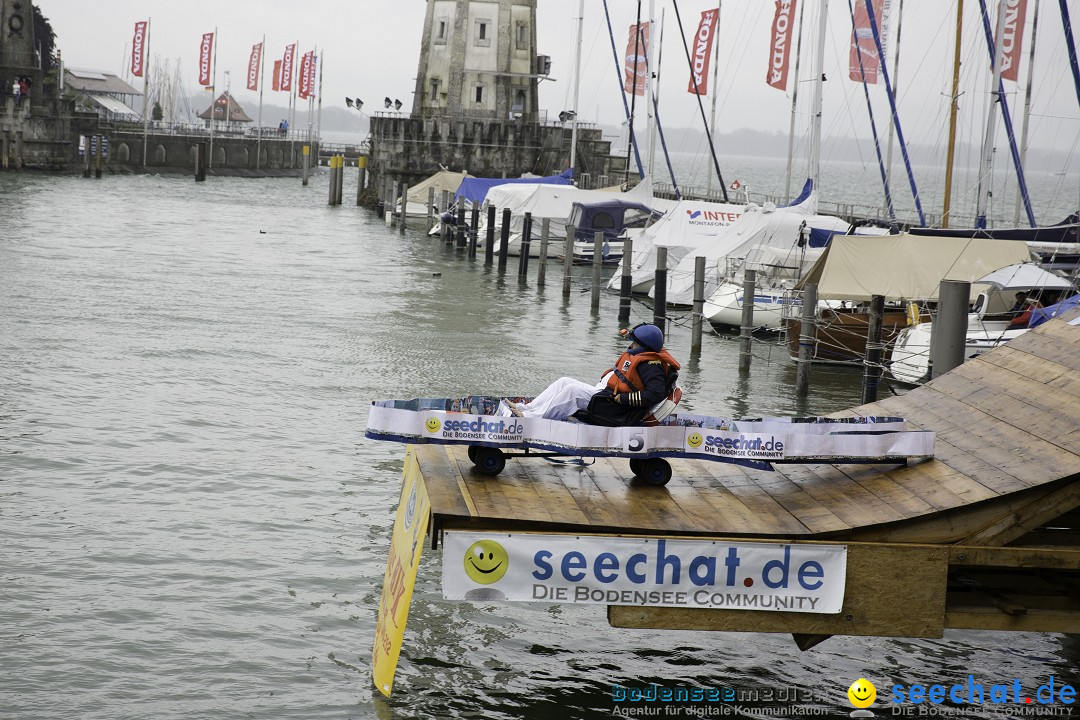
[605,349,681,394]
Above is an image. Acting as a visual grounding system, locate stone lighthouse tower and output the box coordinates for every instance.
[411,0,541,122]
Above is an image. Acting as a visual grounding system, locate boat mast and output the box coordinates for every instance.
[625,1,643,187]
[808,0,828,199]
[783,0,807,202]
[1014,0,1040,226]
[942,0,964,228]
[569,0,584,177]
[706,0,722,199]
[883,0,903,207]
[646,0,657,178]
[975,0,1009,229]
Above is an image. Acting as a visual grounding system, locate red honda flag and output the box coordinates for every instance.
[281,44,296,92]
[848,0,889,84]
[687,9,719,95]
[766,0,797,90]
[272,60,282,91]
[998,0,1028,81]
[298,51,313,99]
[131,21,148,78]
[247,42,262,91]
[623,23,649,96]
[198,32,214,86]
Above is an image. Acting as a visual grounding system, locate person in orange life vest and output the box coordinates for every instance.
[514,324,680,426]
[1008,291,1042,329]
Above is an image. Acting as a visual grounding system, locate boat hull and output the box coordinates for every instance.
[703,282,801,329]
[784,308,925,364]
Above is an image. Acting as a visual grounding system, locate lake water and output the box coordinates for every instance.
[1,170,1076,719]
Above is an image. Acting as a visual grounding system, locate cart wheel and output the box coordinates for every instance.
[639,458,672,487]
[628,458,644,475]
[474,447,506,476]
[467,445,480,462]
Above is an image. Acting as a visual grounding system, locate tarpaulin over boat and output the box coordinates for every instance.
[1029,293,1080,328]
[406,170,471,205]
[796,234,1031,302]
[483,179,656,238]
[454,169,574,205]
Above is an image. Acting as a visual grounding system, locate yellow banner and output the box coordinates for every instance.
[372,447,430,697]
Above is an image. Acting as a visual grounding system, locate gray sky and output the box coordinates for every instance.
[35,0,1080,162]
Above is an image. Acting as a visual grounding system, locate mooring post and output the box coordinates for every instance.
[455,204,466,247]
[738,269,757,373]
[337,157,345,205]
[439,191,449,243]
[427,187,435,231]
[930,279,971,379]
[94,135,103,178]
[537,218,550,287]
[2,132,10,172]
[399,184,409,233]
[862,294,886,403]
[356,157,366,205]
[302,144,310,186]
[484,205,496,267]
[795,283,818,398]
[591,231,603,313]
[619,236,634,325]
[195,141,207,182]
[80,135,89,177]
[518,212,533,276]
[562,224,575,298]
[386,181,396,226]
[693,256,707,356]
[653,247,668,331]
[470,203,480,254]
[327,155,336,205]
[497,208,511,273]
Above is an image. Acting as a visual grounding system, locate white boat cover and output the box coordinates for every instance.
[607,198,747,291]
[796,235,1033,301]
[406,170,471,205]
[975,262,1075,290]
[658,193,849,305]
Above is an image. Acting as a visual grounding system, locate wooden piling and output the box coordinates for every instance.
[518,213,533,277]
[337,157,345,205]
[440,190,450,243]
[862,294,886,403]
[591,231,603,313]
[537,218,550,287]
[94,135,102,178]
[692,256,707,355]
[467,205,479,260]
[498,208,511,272]
[328,155,336,205]
[2,132,9,171]
[484,205,496,267]
[930,280,971,379]
[195,141,207,182]
[653,247,668,331]
[400,184,409,233]
[387,181,397,226]
[14,131,23,171]
[302,144,310,186]
[455,205,466,247]
[619,236,634,324]
[738,269,757,373]
[427,187,436,231]
[562,224,575,298]
[795,283,817,398]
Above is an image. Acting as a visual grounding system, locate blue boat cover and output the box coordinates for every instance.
[455,169,574,204]
[1028,293,1080,328]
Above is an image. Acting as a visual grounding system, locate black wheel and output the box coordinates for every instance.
[467,445,480,462]
[639,458,672,487]
[628,458,645,475]
[474,447,506,476]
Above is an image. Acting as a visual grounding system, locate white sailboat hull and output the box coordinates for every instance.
[702,281,801,329]
[888,319,1029,385]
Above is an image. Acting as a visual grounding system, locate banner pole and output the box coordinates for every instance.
[257,34,265,169]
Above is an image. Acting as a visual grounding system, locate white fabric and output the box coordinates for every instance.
[975,262,1073,290]
[519,373,611,420]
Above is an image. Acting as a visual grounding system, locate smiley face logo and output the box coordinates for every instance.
[464,539,508,585]
[848,678,876,708]
[424,417,441,433]
[687,432,703,449]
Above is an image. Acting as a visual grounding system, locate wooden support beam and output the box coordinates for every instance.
[961,478,1080,547]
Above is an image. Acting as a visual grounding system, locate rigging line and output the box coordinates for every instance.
[863,0,926,227]
[976,0,1038,228]
[642,52,681,199]
[626,0,644,186]
[671,0,729,202]
[602,0,645,182]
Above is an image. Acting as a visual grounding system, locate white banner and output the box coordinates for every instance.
[444,532,848,613]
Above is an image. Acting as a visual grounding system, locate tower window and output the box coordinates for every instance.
[430,79,439,102]
[474,85,484,103]
[435,18,448,45]
[474,19,491,46]
[516,22,528,49]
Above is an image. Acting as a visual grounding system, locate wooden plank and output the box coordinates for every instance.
[587,458,706,533]
[944,607,1080,634]
[962,479,1080,546]
[745,472,853,534]
[659,460,759,533]
[830,464,939,517]
[512,457,592,527]
[609,542,949,638]
[680,465,807,536]
[998,332,1080,373]
[951,361,1080,426]
[540,458,639,530]
[416,445,474,519]
[693,463,814,536]
[948,545,1080,569]
[773,463,908,527]
[977,346,1071,386]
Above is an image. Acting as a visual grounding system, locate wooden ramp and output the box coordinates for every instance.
[414,312,1080,641]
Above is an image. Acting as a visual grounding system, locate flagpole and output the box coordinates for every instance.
[316,49,323,149]
[142,17,151,167]
[706,1,721,197]
[289,40,297,165]
[257,34,265,170]
[209,26,217,170]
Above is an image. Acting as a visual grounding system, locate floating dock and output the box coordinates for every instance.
[411,311,1080,646]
